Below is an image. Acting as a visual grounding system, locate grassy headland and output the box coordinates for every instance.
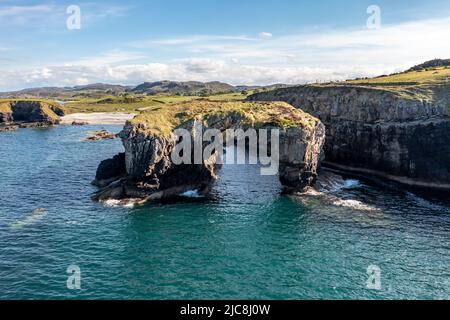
[129,100,321,138]
[0,99,62,123]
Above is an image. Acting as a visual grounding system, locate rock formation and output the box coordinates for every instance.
[92,101,325,203]
[0,100,64,131]
[248,81,450,190]
[85,130,118,141]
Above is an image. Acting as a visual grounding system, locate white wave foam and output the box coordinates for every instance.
[315,172,361,193]
[332,199,379,212]
[302,188,324,196]
[102,199,136,208]
[343,179,360,189]
[180,190,202,198]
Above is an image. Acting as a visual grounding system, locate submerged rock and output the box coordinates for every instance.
[92,101,326,203]
[9,208,47,230]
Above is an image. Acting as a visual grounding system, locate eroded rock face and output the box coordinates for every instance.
[11,101,60,124]
[93,102,326,203]
[92,153,126,188]
[0,111,13,123]
[278,125,326,192]
[0,101,63,126]
[92,119,220,202]
[248,86,450,190]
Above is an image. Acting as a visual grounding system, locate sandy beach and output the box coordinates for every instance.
[61,112,135,125]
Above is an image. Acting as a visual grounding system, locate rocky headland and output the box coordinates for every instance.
[92,100,325,204]
[248,62,450,191]
[0,100,64,132]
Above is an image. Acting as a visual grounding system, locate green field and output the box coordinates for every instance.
[61,92,250,114]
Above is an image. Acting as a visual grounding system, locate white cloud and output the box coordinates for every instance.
[259,32,273,39]
[183,58,226,73]
[131,35,256,48]
[0,4,54,17]
[1,16,450,90]
[73,49,146,66]
[0,60,384,90]
[0,3,130,29]
[128,16,450,70]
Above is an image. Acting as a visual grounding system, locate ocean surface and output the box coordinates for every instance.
[1,125,450,300]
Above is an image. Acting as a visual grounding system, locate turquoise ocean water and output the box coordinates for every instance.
[1,125,450,299]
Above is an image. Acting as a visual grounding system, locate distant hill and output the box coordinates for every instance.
[72,83,131,93]
[0,87,69,98]
[235,84,293,92]
[0,81,289,99]
[0,83,130,99]
[407,59,450,72]
[131,81,235,96]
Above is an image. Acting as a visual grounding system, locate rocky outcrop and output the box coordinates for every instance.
[0,100,64,131]
[85,130,118,141]
[92,153,127,188]
[278,126,325,192]
[93,101,325,203]
[0,110,13,122]
[248,85,450,190]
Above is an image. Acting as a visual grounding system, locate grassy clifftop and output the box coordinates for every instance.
[315,64,450,105]
[0,101,12,113]
[129,100,321,138]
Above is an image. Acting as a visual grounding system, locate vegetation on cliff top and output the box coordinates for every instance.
[316,62,450,104]
[129,100,320,138]
[0,101,12,113]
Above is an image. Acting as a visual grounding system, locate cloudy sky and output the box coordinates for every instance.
[1,0,450,91]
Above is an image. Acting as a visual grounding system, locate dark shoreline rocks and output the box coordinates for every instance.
[92,153,127,188]
[85,129,118,141]
[0,121,60,132]
[71,121,88,126]
[0,124,18,132]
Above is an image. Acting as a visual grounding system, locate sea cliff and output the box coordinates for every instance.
[248,65,450,190]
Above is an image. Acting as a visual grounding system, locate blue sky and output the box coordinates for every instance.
[1,0,450,90]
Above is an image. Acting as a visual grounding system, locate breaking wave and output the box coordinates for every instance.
[180,189,203,198]
[299,171,381,212]
[332,199,380,212]
[102,199,137,208]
